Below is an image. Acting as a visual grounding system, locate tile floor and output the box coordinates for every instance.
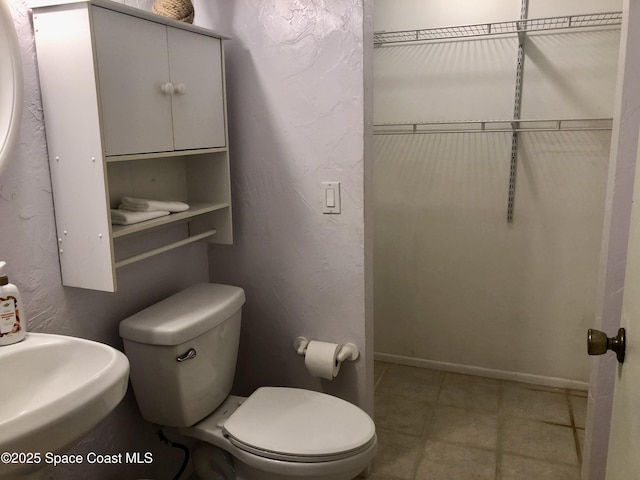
[371,362,587,480]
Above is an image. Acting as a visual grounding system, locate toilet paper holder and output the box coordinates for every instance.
[293,336,360,362]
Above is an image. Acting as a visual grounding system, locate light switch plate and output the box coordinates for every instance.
[322,181,341,214]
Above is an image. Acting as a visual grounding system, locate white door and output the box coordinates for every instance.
[606,144,640,477]
[601,2,640,478]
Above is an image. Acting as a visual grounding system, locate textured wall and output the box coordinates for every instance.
[2,0,371,478]
[205,0,373,412]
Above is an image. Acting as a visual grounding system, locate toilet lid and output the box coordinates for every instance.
[222,387,376,462]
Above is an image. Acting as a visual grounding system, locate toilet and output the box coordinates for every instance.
[119,283,377,480]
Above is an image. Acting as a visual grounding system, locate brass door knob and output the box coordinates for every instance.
[587,328,626,363]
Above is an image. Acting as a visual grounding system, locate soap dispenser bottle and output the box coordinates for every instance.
[0,261,26,345]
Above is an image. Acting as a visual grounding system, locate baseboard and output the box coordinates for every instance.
[374,352,589,391]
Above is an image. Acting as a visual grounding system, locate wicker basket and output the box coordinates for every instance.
[152,0,194,24]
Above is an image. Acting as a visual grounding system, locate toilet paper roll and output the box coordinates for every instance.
[304,340,342,380]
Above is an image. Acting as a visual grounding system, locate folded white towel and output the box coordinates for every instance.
[120,197,190,213]
[110,209,171,225]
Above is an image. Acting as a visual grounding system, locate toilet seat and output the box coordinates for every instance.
[222,387,376,463]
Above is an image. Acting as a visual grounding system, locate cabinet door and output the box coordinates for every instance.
[92,7,174,156]
[168,28,226,150]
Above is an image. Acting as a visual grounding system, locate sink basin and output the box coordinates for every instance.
[0,333,129,477]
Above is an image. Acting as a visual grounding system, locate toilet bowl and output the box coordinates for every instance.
[184,389,376,480]
[119,283,376,480]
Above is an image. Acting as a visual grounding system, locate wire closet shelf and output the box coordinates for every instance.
[373,11,622,45]
[373,118,615,136]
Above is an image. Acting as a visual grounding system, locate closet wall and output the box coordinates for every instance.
[373,0,621,385]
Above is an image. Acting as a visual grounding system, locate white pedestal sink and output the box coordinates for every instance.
[0,333,129,478]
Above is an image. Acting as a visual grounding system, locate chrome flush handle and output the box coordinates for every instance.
[176,348,197,362]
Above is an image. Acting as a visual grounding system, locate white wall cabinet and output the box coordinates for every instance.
[30,0,232,292]
[92,6,226,156]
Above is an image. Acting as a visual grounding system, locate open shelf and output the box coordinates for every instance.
[105,146,228,163]
[111,202,230,238]
[374,11,622,45]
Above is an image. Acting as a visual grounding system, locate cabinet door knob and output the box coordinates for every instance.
[175,83,186,95]
[161,82,175,95]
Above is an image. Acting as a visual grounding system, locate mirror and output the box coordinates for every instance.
[0,0,23,177]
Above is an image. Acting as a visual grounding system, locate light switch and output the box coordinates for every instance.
[322,181,341,214]
[326,188,336,208]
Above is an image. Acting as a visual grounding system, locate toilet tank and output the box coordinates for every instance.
[119,283,245,427]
